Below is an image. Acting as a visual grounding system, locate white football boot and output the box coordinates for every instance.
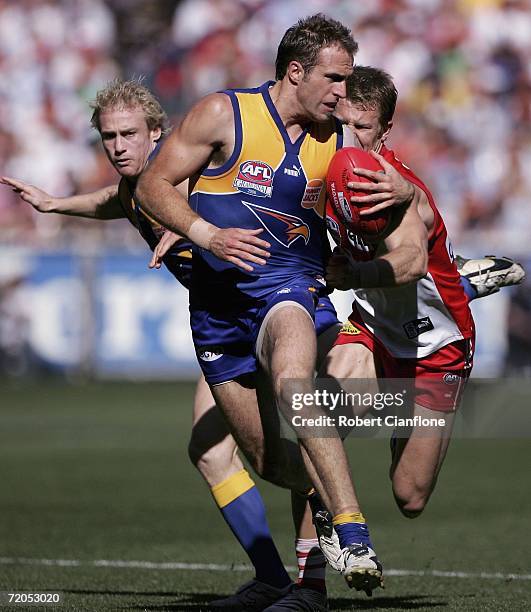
[312,510,343,572]
[313,509,383,595]
[456,255,525,298]
[337,542,383,596]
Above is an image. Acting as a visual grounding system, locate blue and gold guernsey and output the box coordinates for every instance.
[118,177,193,288]
[119,171,338,384]
[189,81,342,384]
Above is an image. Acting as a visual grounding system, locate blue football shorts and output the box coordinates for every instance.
[190,279,339,385]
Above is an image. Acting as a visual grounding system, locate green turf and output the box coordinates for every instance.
[0,381,529,611]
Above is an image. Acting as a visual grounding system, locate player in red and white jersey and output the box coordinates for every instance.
[325,66,476,520]
[328,145,474,362]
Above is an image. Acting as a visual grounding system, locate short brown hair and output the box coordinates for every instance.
[275,14,358,81]
[90,77,169,134]
[346,66,398,126]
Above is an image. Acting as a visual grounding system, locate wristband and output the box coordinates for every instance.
[188,218,216,250]
[355,261,381,288]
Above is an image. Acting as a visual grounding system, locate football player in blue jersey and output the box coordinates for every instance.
[136,14,397,600]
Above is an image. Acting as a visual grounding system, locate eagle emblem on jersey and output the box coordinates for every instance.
[242,201,310,248]
[233,160,274,198]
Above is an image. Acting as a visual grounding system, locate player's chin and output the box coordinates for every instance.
[314,109,335,122]
[310,103,335,122]
[116,165,137,178]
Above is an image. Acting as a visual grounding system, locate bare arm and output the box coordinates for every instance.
[136,95,222,235]
[376,197,429,285]
[327,189,429,290]
[136,94,270,272]
[1,176,124,220]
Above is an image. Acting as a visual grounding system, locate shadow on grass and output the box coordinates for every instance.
[116,592,447,611]
[328,595,447,610]
[48,587,447,610]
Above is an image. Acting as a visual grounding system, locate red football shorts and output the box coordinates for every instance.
[334,308,475,412]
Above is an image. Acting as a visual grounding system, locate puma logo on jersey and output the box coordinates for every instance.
[403,316,434,339]
[284,164,302,177]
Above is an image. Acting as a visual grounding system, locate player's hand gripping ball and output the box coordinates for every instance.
[326,147,393,240]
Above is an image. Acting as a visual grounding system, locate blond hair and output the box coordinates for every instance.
[90,77,169,134]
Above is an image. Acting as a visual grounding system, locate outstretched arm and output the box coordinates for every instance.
[136,94,270,272]
[1,176,124,220]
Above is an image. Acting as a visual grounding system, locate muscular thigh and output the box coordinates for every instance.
[316,322,341,371]
[322,341,377,379]
[258,303,317,380]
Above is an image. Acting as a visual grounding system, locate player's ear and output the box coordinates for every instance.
[151,127,162,143]
[381,121,392,143]
[287,60,304,86]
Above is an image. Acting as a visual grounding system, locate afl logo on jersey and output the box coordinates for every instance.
[233,160,275,198]
[443,372,461,385]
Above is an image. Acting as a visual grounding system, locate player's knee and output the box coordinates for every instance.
[395,497,425,519]
[188,436,236,483]
[188,438,217,477]
[187,435,202,469]
[392,482,430,518]
[188,430,216,469]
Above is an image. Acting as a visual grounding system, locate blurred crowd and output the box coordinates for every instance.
[0,0,529,254]
[0,0,529,376]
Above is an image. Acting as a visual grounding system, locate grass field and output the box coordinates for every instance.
[1,380,529,611]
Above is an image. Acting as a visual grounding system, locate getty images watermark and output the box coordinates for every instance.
[290,388,446,429]
[280,378,462,439]
[281,378,531,439]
